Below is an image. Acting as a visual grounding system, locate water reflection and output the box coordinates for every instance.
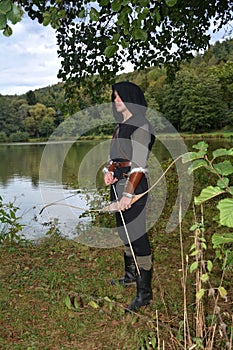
[2,139,232,186]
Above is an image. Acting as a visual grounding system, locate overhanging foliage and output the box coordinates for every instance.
[1,0,233,90]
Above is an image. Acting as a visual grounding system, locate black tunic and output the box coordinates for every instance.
[110,82,155,255]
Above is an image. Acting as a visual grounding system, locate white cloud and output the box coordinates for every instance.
[0,14,61,95]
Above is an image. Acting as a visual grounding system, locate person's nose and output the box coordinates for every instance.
[114,95,121,102]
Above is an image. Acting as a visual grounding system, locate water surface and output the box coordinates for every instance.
[1,138,232,240]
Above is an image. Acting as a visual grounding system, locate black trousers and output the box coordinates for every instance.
[115,204,151,256]
[111,174,151,257]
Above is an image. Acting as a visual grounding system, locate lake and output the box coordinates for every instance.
[1,137,233,243]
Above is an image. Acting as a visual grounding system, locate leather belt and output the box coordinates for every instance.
[111,161,131,168]
[108,161,131,172]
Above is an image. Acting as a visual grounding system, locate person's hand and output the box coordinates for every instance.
[104,171,118,186]
[118,196,132,211]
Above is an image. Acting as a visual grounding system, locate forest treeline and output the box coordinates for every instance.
[1,39,233,142]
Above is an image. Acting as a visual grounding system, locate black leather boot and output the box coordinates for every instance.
[126,268,152,311]
[111,253,136,286]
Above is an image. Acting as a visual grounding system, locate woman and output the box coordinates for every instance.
[103,81,155,311]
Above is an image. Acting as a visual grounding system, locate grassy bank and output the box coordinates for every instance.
[0,234,182,350]
[0,213,232,350]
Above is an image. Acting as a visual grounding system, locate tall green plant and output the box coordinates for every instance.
[182,142,233,349]
[0,195,24,243]
[183,141,233,251]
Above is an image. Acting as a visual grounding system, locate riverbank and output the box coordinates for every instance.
[28,130,233,142]
[0,193,232,349]
[156,130,233,140]
[1,130,233,145]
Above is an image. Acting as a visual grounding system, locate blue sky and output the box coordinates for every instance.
[0,14,232,96]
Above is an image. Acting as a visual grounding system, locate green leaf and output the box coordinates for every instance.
[43,12,51,26]
[3,24,12,36]
[89,7,99,21]
[6,4,23,25]
[103,296,112,302]
[165,0,178,6]
[10,209,16,219]
[212,233,233,247]
[196,288,205,300]
[190,250,199,256]
[0,0,11,14]
[188,159,208,175]
[190,261,198,273]
[201,273,209,282]
[213,160,233,176]
[150,336,157,348]
[88,300,99,308]
[78,9,85,18]
[182,150,206,164]
[228,186,233,195]
[190,224,199,231]
[212,148,233,159]
[132,27,148,41]
[73,297,80,309]
[0,14,6,29]
[192,141,208,152]
[217,198,233,228]
[194,186,225,206]
[207,260,213,272]
[121,39,129,48]
[138,8,149,20]
[201,242,207,250]
[64,295,72,309]
[218,286,227,298]
[190,243,196,251]
[99,0,110,5]
[112,33,120,43]
[154,8,161,24]
[104,44,118,58]
[117,7,131,26]
[217,177,229,189]
[111,0,122,12]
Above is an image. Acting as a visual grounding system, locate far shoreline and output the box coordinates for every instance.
[1,131,233,145]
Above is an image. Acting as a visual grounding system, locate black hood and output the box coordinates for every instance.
[112,81,147,122]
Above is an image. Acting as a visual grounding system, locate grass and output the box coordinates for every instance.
[0,235,178,350]
[0,216,232,350]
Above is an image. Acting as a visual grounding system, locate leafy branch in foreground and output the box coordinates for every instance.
[0,0,23,36]
[0,195,24,243]
[2,1,233,92]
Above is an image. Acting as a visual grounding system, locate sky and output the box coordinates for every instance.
[0,15,61,96]
[0,14,232,96]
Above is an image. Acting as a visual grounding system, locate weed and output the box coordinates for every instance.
[0,195,26,243]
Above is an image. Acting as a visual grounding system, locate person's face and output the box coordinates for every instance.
[113,90,128,114]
